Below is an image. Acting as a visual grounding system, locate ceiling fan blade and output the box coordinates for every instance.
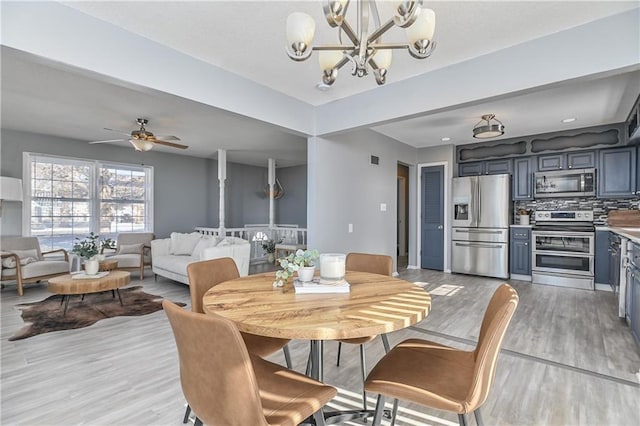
[103,127,133,136]
[154,135,180,141]
[153,139,189,150]
[89,139,127,144]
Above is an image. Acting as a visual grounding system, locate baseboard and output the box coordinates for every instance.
[406,265,420,270]
[595,283,613,292]
[510,274,532,282]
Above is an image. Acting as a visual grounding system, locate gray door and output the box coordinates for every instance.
[421,166,444,270]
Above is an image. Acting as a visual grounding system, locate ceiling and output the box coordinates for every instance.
[2,1,639,166]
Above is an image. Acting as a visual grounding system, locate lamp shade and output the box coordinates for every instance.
[406,8,436,44]
[130,139,154,151]
[319,50,344,71]
[286,12,315,46]
[0,177,23,202]
[373,49,393,69]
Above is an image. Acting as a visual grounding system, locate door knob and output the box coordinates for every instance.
[437,225,443,230]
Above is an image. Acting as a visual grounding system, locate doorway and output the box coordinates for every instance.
[397,164,409,268]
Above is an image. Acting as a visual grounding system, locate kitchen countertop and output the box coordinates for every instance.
[596,226,640,245]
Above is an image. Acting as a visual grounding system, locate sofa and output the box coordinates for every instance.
[151,232,251,285]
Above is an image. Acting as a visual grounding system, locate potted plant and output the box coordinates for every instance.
[273,248,319,287]
[72,232,114,275]
[261,239,278,263]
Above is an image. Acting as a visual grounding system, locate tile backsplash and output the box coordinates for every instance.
[514,198,640,225]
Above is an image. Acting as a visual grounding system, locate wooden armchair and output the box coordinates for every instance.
[104,232,154,280]
[1,236,69,296]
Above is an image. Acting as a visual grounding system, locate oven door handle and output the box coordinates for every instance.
[455,242,503,249]
[455,229,504,234]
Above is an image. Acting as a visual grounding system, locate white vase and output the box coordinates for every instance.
[267,253,275,264]
[297,266,315,283]
[84,259,99,275]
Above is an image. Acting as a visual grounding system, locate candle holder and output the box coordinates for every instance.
[319,253,346,282]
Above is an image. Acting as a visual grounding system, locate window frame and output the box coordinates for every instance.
[23,152,154,250]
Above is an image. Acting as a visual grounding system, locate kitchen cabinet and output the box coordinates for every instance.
[608,233,621,291]
[597,146,637,198]
[537,151,596,171]
[458,159,512,177]
[510,228,531,277]
[513,157,535,200]
[630,243,640,346]
[594,230,610,285]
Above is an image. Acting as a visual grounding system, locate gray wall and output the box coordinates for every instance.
[0,129,307,238]
[275,165,307,227]
[307,129,418,271]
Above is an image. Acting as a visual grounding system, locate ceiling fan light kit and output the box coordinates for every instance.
[89,118,188,151]
[473,114,505,139]
[286,0,436,87]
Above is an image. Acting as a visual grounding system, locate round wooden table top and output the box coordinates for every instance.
[203,271,431,341]
[48,271,130,295]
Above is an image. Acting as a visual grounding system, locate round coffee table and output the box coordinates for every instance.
[48,270,130,315]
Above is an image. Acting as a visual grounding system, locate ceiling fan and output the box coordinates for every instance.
[89,118,188,151]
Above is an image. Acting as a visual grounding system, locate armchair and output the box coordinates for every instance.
[104,232,154,280]
[1,236,70,296]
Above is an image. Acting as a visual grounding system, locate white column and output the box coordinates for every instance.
[268,158,275,229]
[218,149,227,233]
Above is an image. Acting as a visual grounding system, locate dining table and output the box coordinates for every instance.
[203,270,432,424]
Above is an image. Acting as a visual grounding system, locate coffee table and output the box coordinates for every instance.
[48,270,130,315]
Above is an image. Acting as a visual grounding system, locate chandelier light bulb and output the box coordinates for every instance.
[406,8,436,47]
[329,0,348,15]
[373,49,393,69]
[130,139,154,151]
[319,50,344,71]
[286,12,316,55]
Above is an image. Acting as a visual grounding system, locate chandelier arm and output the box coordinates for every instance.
[367,17,396,44]
[338,19,360,46]
[357,0,370,65]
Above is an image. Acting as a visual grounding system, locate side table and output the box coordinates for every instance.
[99,259,118,272]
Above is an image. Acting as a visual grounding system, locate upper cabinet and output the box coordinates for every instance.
[513,157,535,200]
[597,147,637,198]
[458,159,512,177]
[537,151,596,171]
[626,93,640,143]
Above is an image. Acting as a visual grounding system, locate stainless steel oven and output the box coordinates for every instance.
[531,210,595,290]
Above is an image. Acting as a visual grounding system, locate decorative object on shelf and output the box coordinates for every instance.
[0,176,23,217]
[261,238,280,263]
[264,178,285,199]
[273,248,320,287]
[286,0,436,86]
[473,114,505,139]
[319,253,346,281]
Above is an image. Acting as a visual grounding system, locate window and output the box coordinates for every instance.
[24,153,153,251]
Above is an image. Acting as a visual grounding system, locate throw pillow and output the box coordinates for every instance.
[170,232,202,256]
[1,249,39,268]
[118,243,144,255]
[191,237,217,258]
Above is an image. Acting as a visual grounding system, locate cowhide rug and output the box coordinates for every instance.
[9,286,185,341]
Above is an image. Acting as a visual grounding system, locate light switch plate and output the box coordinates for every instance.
[348,223,353,233]
[380,203,387,212]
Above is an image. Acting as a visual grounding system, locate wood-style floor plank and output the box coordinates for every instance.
[1,266,638,425]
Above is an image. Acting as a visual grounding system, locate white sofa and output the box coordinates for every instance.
[151,233,251,285]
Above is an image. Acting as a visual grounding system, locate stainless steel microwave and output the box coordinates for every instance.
[534,168,596,198]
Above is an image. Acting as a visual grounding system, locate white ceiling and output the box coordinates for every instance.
[2,1,639,166]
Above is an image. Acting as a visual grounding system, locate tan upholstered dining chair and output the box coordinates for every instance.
[1,236,69,296]
[182,257,293,423]
[163,300,337,426]
[364,283,519,426]
[335,252,394,410]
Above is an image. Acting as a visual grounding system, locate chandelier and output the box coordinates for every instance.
[473,114,505,139]
[286,0,436,86]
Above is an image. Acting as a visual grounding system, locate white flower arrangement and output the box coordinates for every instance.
[273,248,320,287]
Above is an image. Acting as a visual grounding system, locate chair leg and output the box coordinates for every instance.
[359,344,367,410]
[140,265,144,280]
[381,333,391,353]
[391,399,399,426]
[372,395,386,426]
[312,409,327,426]
[458,413,469,426]
[183,404,191,423]
[305,341,313,376]
[194,417,203,426]
[283,344,292,369]
[474,408,484,426]
[336,341,342,366]
[17,276,24,296]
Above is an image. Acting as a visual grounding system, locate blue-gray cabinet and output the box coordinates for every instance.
[630,243,640,346]
[458,159,512,177]
[537,151,596,171]
[597,147,637,198]
[594,230,610,285]
[513,157,535,200]
[510,228,531,277]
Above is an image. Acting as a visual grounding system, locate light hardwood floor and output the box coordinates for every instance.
[1,266,639,425]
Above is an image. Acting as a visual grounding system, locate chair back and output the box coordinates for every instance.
[116,232,154,246]
[0,237,43,260]
[467,283,519,410]
[346,252,393,276]
[163,300,268,426]
[186,257,239,314]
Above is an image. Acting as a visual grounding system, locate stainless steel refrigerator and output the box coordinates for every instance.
[452,174,510,279]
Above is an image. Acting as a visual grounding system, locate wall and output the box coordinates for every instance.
[0,129,307,238]
[307,129,418,271]
[275,165,307,227]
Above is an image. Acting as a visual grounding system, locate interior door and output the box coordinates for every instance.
[421,165,444,270]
